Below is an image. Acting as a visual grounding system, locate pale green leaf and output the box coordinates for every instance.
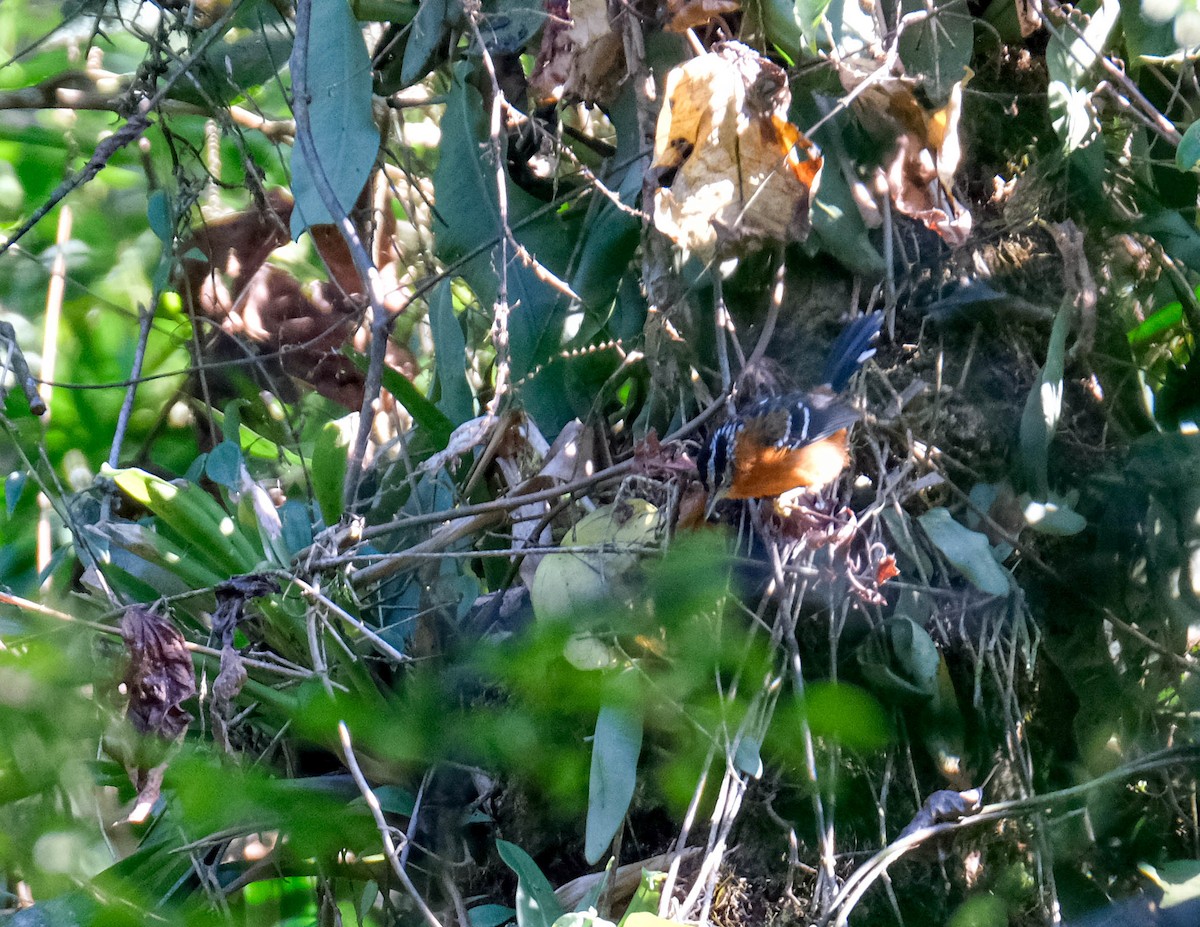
[918,508,1010,596]
[289,0,380,237]
[497,839,564,927]
[585,702,643,864]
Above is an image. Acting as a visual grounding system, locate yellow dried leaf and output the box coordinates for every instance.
[650,42,822,256]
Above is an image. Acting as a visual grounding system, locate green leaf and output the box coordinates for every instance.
[856,617,941,703]
[1018,303,1070,497]
[205,439,244,489]
[497,839,565,927]
[312,422,349,524]
[471,905,517,927]
[289,0,381,238]
[5,469,27,515]
[147,190,172,245]
[733,736,763,778]
[1020,493,1087,536]
[430,279,474,425]
[433,64,580,431]
[897,0,974,102]
[585,701,644,864]
[802,682,891,751]
[617,872,666,926]
[345,349,454,448]
[1181,121,1200,172]
[402,0,461,86]
[811,143,885,275]
[1128,302,1184,345]
[918,508,1011,596]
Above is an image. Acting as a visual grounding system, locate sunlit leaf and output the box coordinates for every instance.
[918,508,1010,596]
[585,701,644,864]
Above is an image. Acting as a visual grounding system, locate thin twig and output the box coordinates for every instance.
[820,745,1200,927]
[338,722,445,927]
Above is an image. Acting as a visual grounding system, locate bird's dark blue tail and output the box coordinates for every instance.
[823,311,884,392]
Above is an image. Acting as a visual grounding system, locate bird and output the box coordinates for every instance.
[698,312,883,506]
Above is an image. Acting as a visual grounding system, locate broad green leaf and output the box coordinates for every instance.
[312,422,349,524]
[433,63,580,431]
[347,349,455,449]
[1180,121,1200,172]
[918,508,1010,596]
[856,617,941,702]
[1128,302,1184,344]
[585,701,644,864]
[5,470,26,515]
[169,20,294,107]
[1020,493,1087,536]
[622,915,679,927]
[733,736,763,779]
[617,872,666,926]
[205,439,244,489]
[472,905,518,927]
[1019,303,1070,497]
[811,143,885,275]
[897,0,974,102]
[147,190,172,245]
[430,279,474,425]
[209,408,303,466]
[401,0,461,86]
[497,839,565,927]
[289,0,380,237]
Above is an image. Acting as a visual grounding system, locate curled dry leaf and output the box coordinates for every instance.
[211,644,248,754]
[651,42,822,256]
[665,0,741,33]
[848,72,972,246]
[530,0,625,104]
[211,574,283,645]
[176,188,416,410]
[120,606,196,741]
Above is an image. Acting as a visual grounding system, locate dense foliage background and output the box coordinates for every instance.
[3,0,1200,924]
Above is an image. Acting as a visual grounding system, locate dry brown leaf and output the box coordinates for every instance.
[665,0,741,33]
[651,42,822,256]
[530,0,625,104]
[120,606,196,741]
[849,71,972,246]
[176,189,417,410]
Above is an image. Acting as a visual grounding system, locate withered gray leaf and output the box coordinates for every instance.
[120,606,196,740]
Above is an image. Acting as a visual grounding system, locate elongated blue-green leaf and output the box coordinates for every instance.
[429,279,474,425]
[918,508,1010,596]
[1019,304,1070,498]
[290,0,380,237]
[497,840,564,927]
[584,702,643,864]
[311,422,348,525]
